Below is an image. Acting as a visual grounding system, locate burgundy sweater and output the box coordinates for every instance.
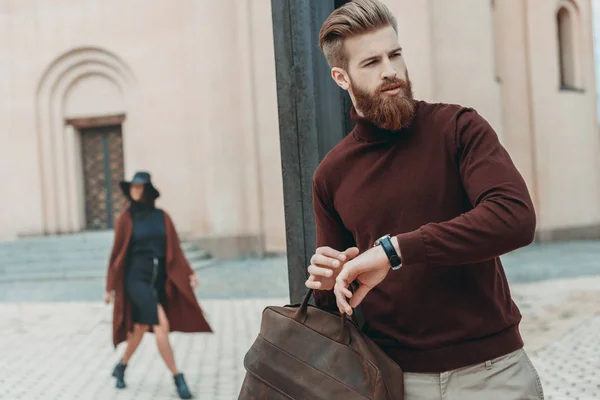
[312,101,536,373]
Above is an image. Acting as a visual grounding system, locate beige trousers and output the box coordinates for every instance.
[404,349,544,400]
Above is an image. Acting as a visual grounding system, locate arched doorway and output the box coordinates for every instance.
[35,47,138,233]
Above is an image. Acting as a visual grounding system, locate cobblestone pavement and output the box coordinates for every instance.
[514,276,600,400]
[0,275,599,399]
[0,298,274,400]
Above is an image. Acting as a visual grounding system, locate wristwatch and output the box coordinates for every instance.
[374,234,402,270]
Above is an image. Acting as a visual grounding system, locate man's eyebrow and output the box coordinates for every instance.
[360,55,380,64]
[359,47,402,65]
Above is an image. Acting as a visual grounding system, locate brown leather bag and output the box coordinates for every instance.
[239,289,404,399]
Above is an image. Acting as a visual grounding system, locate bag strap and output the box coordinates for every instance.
[297,283,366,331]
[349,281,366,331]
[294,288,360,344]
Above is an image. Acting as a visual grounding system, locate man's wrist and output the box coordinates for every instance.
[374,234,402,270]
[391,236,401,258]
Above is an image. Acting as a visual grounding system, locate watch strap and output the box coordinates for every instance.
[379,235,402,269]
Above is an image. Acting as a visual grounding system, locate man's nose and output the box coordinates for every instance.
[381,60,397,80]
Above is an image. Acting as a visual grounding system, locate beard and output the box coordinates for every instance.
[351,72,416,131]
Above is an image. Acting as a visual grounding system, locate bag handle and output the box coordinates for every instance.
[292,287,365,345]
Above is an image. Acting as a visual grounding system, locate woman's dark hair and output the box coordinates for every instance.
[128,184,156,207]
[139,185,156,207]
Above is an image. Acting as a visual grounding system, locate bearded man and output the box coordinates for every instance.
[305,1,543,399]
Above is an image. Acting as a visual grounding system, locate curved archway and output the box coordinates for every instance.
[36,47,138,233]
[556,0,582,89]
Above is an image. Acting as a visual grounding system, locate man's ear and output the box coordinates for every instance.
[331,67,350,91]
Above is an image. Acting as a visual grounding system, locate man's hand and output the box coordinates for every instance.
[334,244,393,315]
[189,274,200,289]
[305,246,360,291]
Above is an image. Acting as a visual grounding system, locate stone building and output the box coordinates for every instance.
[0,0,597,256]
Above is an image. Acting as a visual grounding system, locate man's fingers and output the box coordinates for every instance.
[336,263,356,288]
[337,257,367,283]
[305,279,322,289]
[349,284,371,309]
[343,247,360,259]
[335,290,352,315]
[316,246,348,262]
[340,287,353,299]
[334,265,359,315]
[334,284,353,315]
[310,254,341,268]
[305,275,323,289]
[307,264,334,278]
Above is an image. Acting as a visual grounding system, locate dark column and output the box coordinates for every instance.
[271,0,351,303]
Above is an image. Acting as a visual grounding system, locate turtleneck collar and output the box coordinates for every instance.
[129,199,155,219]
[350,102,420,143]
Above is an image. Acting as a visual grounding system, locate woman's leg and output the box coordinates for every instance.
[154,305,179,375]
[122,323,148,364]
[112,324,147,389]
[154,305,193,399]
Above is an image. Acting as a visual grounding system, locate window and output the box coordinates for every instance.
[491,0,501,83]
[556,1,582,90]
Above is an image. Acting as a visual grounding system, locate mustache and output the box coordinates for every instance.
[379,79,410,93]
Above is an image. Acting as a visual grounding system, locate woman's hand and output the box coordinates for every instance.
[189,274,200,289]
[104,291,113,304]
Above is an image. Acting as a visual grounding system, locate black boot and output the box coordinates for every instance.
[173,373,193,399]
[111,362,127,389]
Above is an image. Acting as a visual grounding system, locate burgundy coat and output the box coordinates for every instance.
[106,210,212,347]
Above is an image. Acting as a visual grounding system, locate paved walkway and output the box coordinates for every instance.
[2,241,600,399]
[0,298,268,400]
[1,275,599,399]
[514,277,600,400]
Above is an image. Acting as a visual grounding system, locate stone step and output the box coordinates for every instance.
[0,231,207,258]
[0,250,210,273]
[0,259,216,283]
[0,231,113,246]
[0,230,199,246]
[0,231,214,283]
[0,246,209,264]
[0,239,200,253]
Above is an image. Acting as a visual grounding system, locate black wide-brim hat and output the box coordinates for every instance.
[119,171,160,199]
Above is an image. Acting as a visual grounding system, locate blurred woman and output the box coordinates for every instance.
[104,171,212,399]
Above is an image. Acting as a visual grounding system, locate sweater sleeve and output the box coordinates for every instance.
[396,108,536,267]
[312,178,356,310]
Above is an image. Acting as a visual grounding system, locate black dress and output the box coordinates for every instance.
[124,203,167,326]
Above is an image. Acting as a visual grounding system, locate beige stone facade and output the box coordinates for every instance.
[0,0,597,255]
[0,0,285,255]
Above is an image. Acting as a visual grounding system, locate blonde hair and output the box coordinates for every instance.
[319,0,398,69]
